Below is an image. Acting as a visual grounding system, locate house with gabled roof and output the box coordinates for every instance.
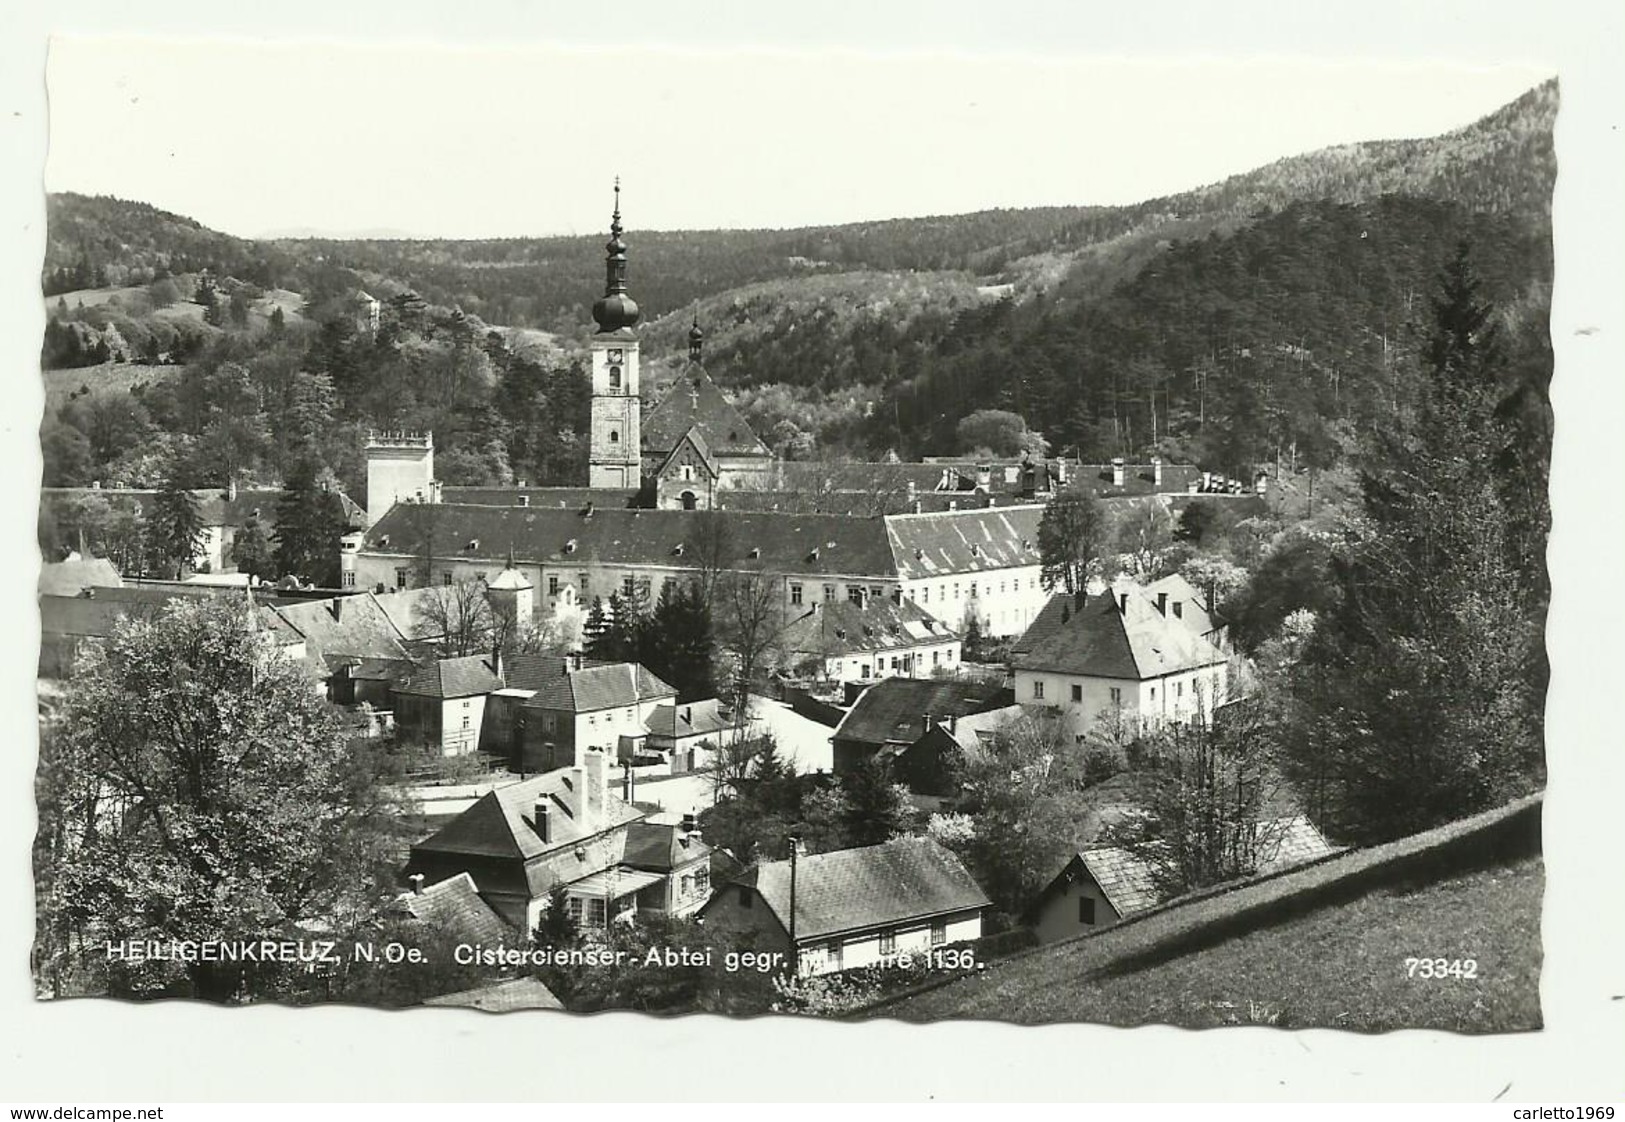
[697,836,991,977]
[830,676,1016,775]
[517,660,676,774]
[642,697,746,773]
[392,654,505,756]
[1143,571,1231,653]
[1011,581,1230,741]
[1027,817,1340,943]
[640,361,773,496]
[405,747,698,934]
[779,595,962,684]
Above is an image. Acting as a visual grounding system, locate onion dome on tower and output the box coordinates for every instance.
[688,313,704,363]
[591,178,642,334]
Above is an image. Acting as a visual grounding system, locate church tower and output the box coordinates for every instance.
[587,180,643,489]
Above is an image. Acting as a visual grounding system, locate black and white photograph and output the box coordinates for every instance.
[4,0,1623,1106]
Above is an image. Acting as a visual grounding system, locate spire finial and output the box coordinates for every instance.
[688,303,704,363]
[592,177,640,332]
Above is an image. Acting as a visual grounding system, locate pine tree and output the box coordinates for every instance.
[230,513,274,580]
[1286,243,1545,843]
[146,472,204,579]
[581,597,611,657]
[272,456,344,586]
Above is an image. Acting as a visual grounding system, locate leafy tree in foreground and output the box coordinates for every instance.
[36,598,406,1001]
[229,512,274,581]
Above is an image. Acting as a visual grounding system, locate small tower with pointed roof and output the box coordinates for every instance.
[588,180,644,489]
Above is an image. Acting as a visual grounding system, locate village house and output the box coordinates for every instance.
[1011,582,1230,742]
[271,591,417,705]
[887,704,1026,810]
[829,676,1016,775]
[1025,817,1340,943]
[778,595,962,684]
[642,697,742,773]
[620,816,713,918]
[516,660,677,774]
[391,654,505,756]
[405,747,700,933]
[697,836,990,977]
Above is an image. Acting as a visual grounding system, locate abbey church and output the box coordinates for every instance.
[584,184,772,507]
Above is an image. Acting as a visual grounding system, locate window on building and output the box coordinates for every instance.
[548,575,560,597]
[930,923,946,946]
[542,713,557,732]
[608,365,622,390]
[823,584,835,602]
[442,571,453,586]
[638,577,651,599]
[585,898,607,927]
[1033,680,1045,700]
[565,896,584,922]
[870,586,884,601]
[694,868,710,896]
[609,430,620,444]
[461,714,470,730]
[1150,687,1157,701]
[932,651,940,666]
[922,586,930,603]
[622,575,635,598]
[849,587,865,606]
[969,581,978,598]
[395,569,409,590]
[1178,681,1184,698]
[1110,687,1122,706]
[790,583,803,605]
[954,583,961,599]
[1071,684,1083,703]
[879,930,896,955]
[1079,896,1097,925]
[342,571,356,588]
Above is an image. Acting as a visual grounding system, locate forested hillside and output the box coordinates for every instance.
[37,80,1555,519]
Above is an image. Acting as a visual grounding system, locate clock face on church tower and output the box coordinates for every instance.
[608,348,624,364]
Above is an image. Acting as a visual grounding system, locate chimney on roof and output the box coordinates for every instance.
[226,476,238,502]
[408,873,425,896]
[1155,591,1168,616]
[583,747,607,827]
[906,480,916,498]
[1111,457,1126,487]
[948,500,958,511]
[534,799,551,843]
[1055,459,1069,485]
[1118,590,1129,614]
[912,500,921,514]
[923,713,934,735]
[328,597,343,622]
[976,464,991,491]
[519,494,530,508]
[683,705,693,725]
[948,714,957,734]
[1151,455,1163,487]
[582,501,595,518]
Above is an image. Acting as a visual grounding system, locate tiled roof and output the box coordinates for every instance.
[439,487,641,510]
[363,504,900,579]
[393,871,511,944]
[641,363,769,458]
[645,697,734,740]
[659,427,719,479]
[1077,463,1202,499]
[1143,572,1225,639]
[398,654,504,699]
[1010,593,1078,658]
[422,976,564,1012]
[716,490,1002,516]
[273,593,414,663]
[38,557,123,597]
[1013,583,1227,680]
[622,819,711,872]
[523,661,676,713]
[729,836,990,942]
[884,506,1044,580]
[775,461,980,494]
[410,766,644,864]
[39,588,300,648]
[832,677,1016,748]
[1057,816,1341,920]
[781,597,958,660]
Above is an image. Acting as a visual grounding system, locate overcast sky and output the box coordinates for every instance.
[44,38,1550,240]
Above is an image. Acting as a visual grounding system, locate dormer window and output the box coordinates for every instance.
[749,547,761,559]
[672,543,685,556]
[466,538,480,551]
[377,535,390,549]
[564,539,578,553]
